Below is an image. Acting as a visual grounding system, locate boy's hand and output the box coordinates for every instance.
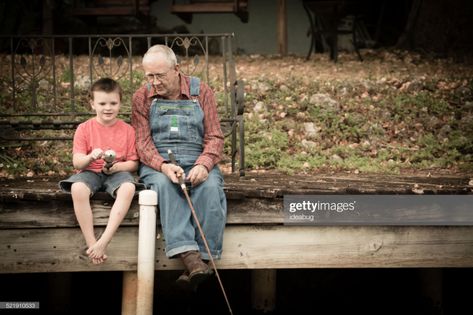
[89,148,104,161]
[102,163,115,175]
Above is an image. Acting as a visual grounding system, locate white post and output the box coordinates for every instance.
[122,271,137,315]
[136,190,158,315]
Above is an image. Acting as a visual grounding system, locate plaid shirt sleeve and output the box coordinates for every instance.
[195,82,224,171]
[131,86,166,171]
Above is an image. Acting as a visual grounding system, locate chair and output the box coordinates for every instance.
[303,0,363,62]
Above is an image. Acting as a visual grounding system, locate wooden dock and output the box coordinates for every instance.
[1,172,473,274]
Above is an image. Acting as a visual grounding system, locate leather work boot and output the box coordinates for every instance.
[179,251,212,287]
[175,270,192,290]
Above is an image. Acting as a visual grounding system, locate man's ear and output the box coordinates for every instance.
[89,99,95,109]
[174,64,180,72]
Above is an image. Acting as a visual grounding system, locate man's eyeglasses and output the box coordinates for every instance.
[146,69,172,82]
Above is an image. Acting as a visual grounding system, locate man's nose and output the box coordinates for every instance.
[152,76,163,84]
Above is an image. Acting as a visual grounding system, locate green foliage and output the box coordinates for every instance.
[118,71,145,111]
[241,72,472,174]
[245,116,288,169]
[0,150,27,175]
[276,153,327,174]
[60,68,73,83]
[1,53,472,177]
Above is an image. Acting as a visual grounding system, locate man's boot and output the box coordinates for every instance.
[178,250,212,287]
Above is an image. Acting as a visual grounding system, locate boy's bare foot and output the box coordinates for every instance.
[90,254,108,265]
[86,239,108,260]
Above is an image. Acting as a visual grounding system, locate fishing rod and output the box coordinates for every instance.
[168,149,233,315]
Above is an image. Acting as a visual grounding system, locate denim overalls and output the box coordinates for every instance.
[139,77,227,260]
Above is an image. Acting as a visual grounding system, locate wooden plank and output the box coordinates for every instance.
[1,174,471,201]
[70,7,149,16]
[171,3,247,13]
[251,269,276,312]
[5,193,473,227]
[1,225,473,273]
[0,197,283,228]
[0,199,140,228]
[95,0,149,5]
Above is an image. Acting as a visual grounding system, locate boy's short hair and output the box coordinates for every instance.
[89,78,123,101]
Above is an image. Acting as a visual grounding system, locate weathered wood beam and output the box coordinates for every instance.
[1,225,473,273]
[70,7,149,16]
[0,197,283,228]
[251,269,277,312]
[2,173,469,201]
[171,2,248,14]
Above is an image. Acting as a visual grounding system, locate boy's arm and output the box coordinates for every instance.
[73,149,103,170]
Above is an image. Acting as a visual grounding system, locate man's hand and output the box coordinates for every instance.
[161,163,185,184]
[187,164,209,187]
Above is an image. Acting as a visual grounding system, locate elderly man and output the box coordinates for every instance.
[132,45,227,286]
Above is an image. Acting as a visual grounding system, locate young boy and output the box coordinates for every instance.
[59,78,142,264]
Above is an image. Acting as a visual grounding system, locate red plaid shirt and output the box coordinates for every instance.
[131,74,224,172]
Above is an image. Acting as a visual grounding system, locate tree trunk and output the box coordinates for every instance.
[396,0,423,49]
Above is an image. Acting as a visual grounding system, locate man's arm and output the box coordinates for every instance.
[194,84,224,171]
[131,88,166,171]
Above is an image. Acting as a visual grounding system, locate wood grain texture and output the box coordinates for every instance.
[1,225,473,273]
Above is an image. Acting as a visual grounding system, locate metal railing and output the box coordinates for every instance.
[0,33,244,174]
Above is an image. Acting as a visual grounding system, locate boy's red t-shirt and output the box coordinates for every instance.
[73,118,138,173]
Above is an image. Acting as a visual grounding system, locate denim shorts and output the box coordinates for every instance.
[59,170,144,198]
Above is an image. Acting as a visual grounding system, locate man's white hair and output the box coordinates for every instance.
[143,45,177,67]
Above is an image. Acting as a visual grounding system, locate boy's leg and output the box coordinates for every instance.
[61,171,104,264]
[70,182,104,264]
[87,182,135,260]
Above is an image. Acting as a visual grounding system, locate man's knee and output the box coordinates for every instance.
[141,170,170,190]
[195,173,223,198]
[202,169,223,190]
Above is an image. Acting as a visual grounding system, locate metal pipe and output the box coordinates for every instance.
[136,190,157,315]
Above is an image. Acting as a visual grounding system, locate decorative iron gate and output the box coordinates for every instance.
[0,33,244,175]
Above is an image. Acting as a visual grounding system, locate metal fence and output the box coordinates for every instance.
[0,33,244,174]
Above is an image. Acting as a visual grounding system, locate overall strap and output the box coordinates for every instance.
[189,76,200,96]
